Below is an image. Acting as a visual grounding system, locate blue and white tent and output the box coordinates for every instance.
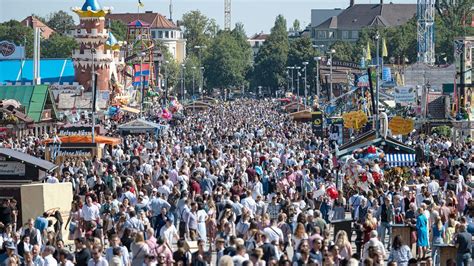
[385,153,416,167]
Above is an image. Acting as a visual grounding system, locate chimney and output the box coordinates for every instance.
[350,0,354,7]
[380,0,383,4]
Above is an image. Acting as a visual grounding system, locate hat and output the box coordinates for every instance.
[152,188,158,192]
[307,210,314,217]
[5,241,16,250]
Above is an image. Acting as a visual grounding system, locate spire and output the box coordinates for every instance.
[105,32,121,51]
[81,0,101,11]
[72,0,110,18]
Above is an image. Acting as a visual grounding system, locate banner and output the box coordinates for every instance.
[133,64,150,87]
[382,67,392,82]
[0,41,25,60]
[311,111,324,137]
[389,116,414,135]
[58,126,93,136]
[0,162,26,176]
[343,110,368,129]
[394,86,416,104]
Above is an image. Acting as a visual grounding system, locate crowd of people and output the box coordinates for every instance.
[0,98,473,266]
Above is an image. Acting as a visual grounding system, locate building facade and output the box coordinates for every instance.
[106,12,186,63]
[311,1,416,47]
[247,32,269,61]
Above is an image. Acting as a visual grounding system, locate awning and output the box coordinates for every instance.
[385,153,416,167]
[43,135,121,146]
[121,106,140,114]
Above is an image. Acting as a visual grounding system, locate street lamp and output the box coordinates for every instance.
[295,66,301,100]
[302,61,309,109]
[287,66,295,92]
[91,48,96,143]
[164,60,169,106]
[192,66,196,101]
[139,51,146,118]
[200,66,204,97]
[314,56,322,101]
[258,86,262,99]
[375,31,380,137]
[328,49,336,102]
[181,64,186,103]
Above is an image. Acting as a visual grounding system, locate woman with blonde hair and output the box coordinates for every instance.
[292,222,308,250]
[363,210,378,245]
[431,215,445,265]
[130,232,150,266]
[444,218,456,244]
[335,230,352,261]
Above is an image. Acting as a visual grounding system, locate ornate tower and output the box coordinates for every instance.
[71,0,113,91]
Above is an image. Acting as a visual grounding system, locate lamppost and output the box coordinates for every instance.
[314,56,322,102]
[375,31,380,138]
[302,61,308,109]
[258,86,262,99]
[181,64,186,103]
[200,66,204,97]
[192,66,196,101]
[328,49,336,102]
[164,60,169,106]
[139,51,146,118]
[286,70,290,92]
[91,48,96,143]
[295,66,301,99]
[194,45,206,99]
[312,44,325,53]
[287,66,295,92]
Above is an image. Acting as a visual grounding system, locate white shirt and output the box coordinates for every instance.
[87,257,109,266]
[46,176,59,184]
[43,254,58,266]
[241,197,257,216]
[81,204,100,221]
[263,226,284,244]
[428,180,440,196]
[160,224,178,245]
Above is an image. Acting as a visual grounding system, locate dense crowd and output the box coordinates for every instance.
[0,99,473,266]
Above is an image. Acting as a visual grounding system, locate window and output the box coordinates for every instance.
[255,41,260,48]
[158,31,163,38]
[318,31,327,39]
[342,31,349,39]
[151,30,156,39]
[328,31,334,39]
[165,31,169,38]
[352,31,359,39]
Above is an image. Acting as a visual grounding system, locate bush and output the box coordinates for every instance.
[432,125,451,137]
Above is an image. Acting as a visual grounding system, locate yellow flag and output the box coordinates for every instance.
[382,38,388,57]
[138,0,144,7]
[366,41,372,62]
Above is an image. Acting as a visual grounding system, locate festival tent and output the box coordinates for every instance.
[184,101,214,110]
[336,129,416,164]
[198,96,218,104]
[118,118,168,135]
[283,102,306,113]
[289,109,313,122]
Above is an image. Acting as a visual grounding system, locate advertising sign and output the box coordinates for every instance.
[394,86,416,104]
[389,116,414,135]
[311,111,324,137]
[0,41,25,60]
[0,162,26,176]
[58,126,92,136]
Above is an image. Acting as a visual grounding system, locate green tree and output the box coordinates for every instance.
[154,41,179,90]
[203,26,252,91]
[42,33,78,58]
[0,20,34,57]
[180,10,218,59]
[109,20,127,42]
[182,55,203,98]
[252,15,289,92]
[290,19,301,32]
[329,41,355,62]
[46,11,75,35]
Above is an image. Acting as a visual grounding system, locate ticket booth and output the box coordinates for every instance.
[0,148,58,226]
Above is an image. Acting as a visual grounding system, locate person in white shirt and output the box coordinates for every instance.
[88,246,109,266]
[81,196,100,225]
[240,192,257,217]
[42,245,58,266]
[362,231,386,261]
[46,174,59,184]
[263,219,284,244]
[232,244,250,266]
[159,217,179,245]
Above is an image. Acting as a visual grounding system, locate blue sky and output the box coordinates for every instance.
[0,0,416,35]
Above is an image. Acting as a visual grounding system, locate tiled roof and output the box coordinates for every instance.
[249,33,269,40]
[21,16,55,33]
[106,12,179,29]
[315,3,416,29]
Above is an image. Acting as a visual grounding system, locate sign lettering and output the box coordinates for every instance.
[0,162,26,176]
